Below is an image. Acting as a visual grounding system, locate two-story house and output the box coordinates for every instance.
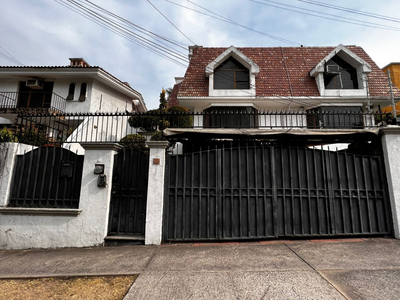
[167,44,399,136]
[160,44,400,243]
[0,58,147,144]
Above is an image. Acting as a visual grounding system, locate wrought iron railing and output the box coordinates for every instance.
[2,110,394,146]
[0,91,67,113]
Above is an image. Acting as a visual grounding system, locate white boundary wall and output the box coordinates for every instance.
[0,142,119,250]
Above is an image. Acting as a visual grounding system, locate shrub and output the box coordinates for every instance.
[0,127,18,143]
[150,131,166,141]
[119,134,147,150]
[166,105,192,128]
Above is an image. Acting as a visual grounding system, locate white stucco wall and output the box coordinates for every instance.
[0,143,36,206]
[381,127,400,239]
[0,144,118,250]
[145,141,168,245]
[54,78,93,112]
[90,80,133,112]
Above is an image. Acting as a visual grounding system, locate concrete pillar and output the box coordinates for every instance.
[381,127,400,238]
[145,141,169,245]
[79,143,121,243]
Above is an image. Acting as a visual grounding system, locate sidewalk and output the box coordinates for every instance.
[0,238,399,299]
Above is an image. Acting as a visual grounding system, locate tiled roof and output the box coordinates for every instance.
[177,46,399,99]
[167,82,181,108]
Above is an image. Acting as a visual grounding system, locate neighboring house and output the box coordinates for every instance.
[382,62,400,115]
[168,44,400,133]
[0,58,147,143]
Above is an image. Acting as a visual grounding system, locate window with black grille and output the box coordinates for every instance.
[324,56,358,89]
[307,106,363,129]
[214,57,250,89]
[204,106,257,128]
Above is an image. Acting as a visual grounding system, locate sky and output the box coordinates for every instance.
[1,0,400,109]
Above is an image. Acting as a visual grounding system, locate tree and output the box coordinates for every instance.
[159,88,167,110]
[128,88,192,141]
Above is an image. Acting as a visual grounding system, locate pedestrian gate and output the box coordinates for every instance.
[164,143,392,241]
[108,148,149,236]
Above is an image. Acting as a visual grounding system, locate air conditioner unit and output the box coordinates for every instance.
[26,79,43,89]
[325,65,340,76]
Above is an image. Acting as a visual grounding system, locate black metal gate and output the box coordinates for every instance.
[164,142,392,241]
[9,146,84,209]
[108,148,149,236]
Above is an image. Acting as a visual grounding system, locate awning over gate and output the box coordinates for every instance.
[163,128,380,139]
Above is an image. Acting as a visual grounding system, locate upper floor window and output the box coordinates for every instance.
[204,106,257,128]
[324,56,358,90]
[307,106,363,129]
[66,83,75,100]
[79,83,87,101]
[214,57,250,89]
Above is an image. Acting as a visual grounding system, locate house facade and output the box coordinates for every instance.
[0,58,146,123]
[160,45,400,243]
[168,44,399,132]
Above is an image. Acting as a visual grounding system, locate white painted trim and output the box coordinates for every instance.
[205,46,258,97]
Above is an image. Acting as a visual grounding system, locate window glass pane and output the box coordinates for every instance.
[324,56,358,90]
[215,71,234,89]
[67,83,75,100]
[214,57,250,90]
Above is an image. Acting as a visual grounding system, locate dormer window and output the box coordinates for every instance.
[310,45,372,97]
[324,56,358,90]
[206,46,259,97]
[214,57,250,89]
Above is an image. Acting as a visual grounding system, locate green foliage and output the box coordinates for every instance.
[0,127,18,143]
[166,105,192,128]
[150,131,167,141]
[16,124,50,146]
[119,134,147,150]
[159,89,167,110]
[128,109,161,132]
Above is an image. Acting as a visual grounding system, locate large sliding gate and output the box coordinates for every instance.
[164,142,392,241]
[108,148,149,236]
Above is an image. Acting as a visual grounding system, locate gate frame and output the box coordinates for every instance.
[381,127,400,238]
[145,141,170,245]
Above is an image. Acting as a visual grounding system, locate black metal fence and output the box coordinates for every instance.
[164,141,391,241]
[0,92,67,113]
[8,146,84,209]
[3,110,394,146]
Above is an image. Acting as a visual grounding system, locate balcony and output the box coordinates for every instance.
[0,91,67,114]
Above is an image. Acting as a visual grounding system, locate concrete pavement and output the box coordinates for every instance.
[0,238,399,299]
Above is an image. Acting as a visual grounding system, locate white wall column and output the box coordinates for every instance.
[145,141,169,245]
[381,127,400,238]
[79,143,120,244]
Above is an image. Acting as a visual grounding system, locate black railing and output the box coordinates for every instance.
[0,92,67,113]
[3,110,394,146]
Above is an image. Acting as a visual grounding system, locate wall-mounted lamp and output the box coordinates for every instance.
[94,164,104,174]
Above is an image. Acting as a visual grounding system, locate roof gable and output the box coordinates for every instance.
[310,44,371,76]
[205,46,259,77]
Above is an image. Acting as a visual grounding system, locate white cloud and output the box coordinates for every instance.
[1,0,400,109]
